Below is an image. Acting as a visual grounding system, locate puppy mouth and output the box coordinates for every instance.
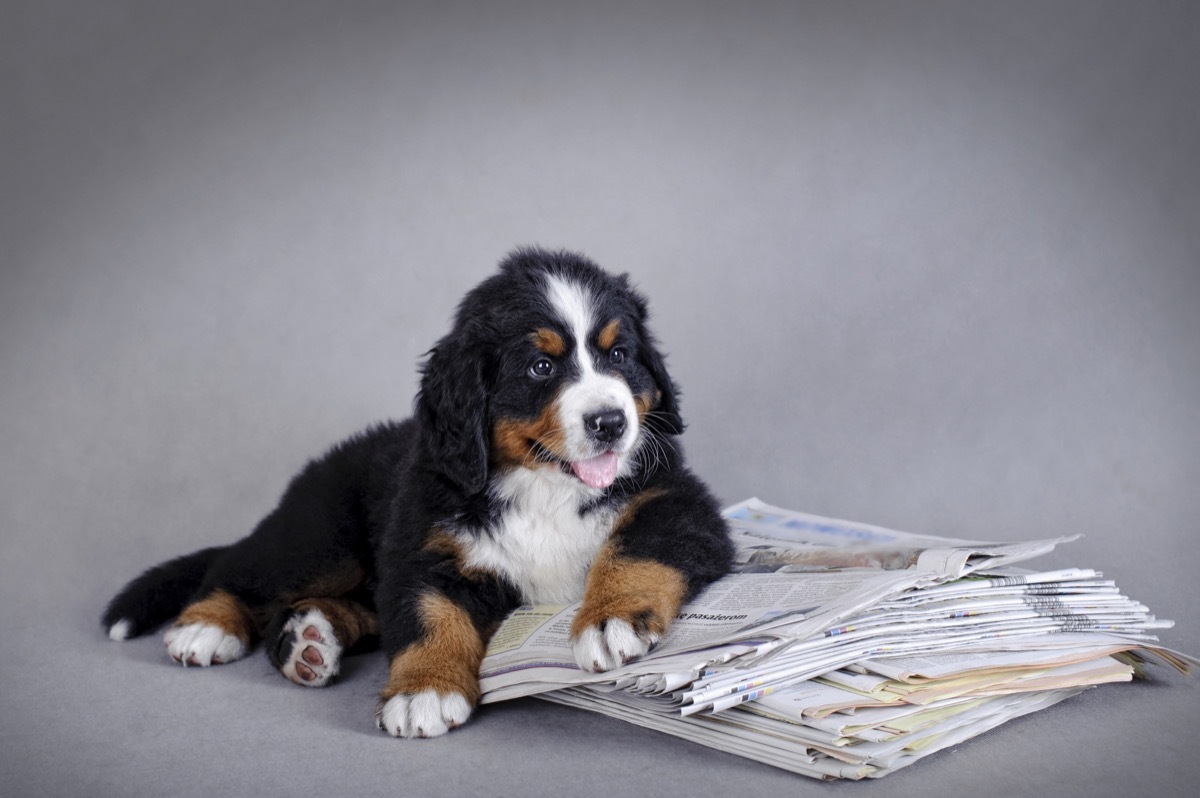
[568,451,620,490]
[530,442,621,489]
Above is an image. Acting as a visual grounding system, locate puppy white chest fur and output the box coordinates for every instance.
[458,467,614,605]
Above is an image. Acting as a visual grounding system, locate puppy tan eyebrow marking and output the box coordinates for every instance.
[531,328,566,357]
[598,319,620,351]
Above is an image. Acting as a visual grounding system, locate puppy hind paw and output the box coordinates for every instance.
[276,608,343,688]
[571,618,657,673]
[375,690,473,738]
[164,622,247,667]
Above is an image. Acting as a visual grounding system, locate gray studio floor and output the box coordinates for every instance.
[3,2,1198,796]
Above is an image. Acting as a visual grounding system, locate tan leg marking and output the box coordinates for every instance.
[571,544,687,639]
[291,596,378,649]
[379,592,484,705]
[176,589,256,646]
[423,530,495,582]
[572,487,681,638]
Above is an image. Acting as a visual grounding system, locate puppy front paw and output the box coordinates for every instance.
[570,549,686,673]
[374,590,484,736]
[571,618,658,673]
[375,690,473,738]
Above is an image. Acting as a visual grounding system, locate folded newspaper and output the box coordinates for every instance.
[478,498,1196,780]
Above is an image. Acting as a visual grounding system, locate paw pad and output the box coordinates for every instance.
[278,610,342,688]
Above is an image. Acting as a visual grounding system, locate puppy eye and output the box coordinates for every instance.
[529,358,556,379]
[609,347,627,365]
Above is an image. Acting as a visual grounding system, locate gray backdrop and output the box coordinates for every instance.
[2,1,1197,796]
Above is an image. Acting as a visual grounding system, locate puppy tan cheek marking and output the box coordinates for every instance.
[531,327,566,357]
[570,544,687,640]
[598,319,620,351]
[379,592,484,706]
[634,392,654,424]
[491,395,568,466]
[175,589,256,645]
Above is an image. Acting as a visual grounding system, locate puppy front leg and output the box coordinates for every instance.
[375,590,487,739]
[569,544,687,672]
[570,482,733,672]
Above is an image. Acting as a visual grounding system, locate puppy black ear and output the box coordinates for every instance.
[416,337,490,495]
[630,290,685,436]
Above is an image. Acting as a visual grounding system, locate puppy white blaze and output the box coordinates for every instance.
[544,273,596,375]
[542,274,640,474]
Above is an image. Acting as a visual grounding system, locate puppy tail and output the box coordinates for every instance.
[101,546,229,641]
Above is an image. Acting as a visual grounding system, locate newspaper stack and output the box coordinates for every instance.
[477,499,1195,780]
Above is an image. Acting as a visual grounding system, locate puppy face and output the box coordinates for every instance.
[489,272,656,489]
[418,250,682,496]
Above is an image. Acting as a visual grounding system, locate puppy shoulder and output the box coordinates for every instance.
[609,473,733,589]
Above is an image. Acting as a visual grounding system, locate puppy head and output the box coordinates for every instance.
[417,248,683,496]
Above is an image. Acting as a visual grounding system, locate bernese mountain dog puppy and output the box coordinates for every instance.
[103,247,733,737]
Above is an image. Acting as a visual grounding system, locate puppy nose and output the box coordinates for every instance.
[584,409,626,444]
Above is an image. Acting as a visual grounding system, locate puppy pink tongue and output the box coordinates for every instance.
[571,452,619,489]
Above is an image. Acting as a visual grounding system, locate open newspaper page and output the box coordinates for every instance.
[479,498,1081,703]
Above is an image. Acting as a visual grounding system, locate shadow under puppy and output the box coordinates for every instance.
[103,247,734,737]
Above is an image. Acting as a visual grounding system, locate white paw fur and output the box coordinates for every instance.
[164,622,246,667]
[376,689,473,738]
[108,619,132,642]
[279,609,342,688]
[572,618,657,672]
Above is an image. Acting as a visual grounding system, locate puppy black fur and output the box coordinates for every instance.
[103,248,733,737]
